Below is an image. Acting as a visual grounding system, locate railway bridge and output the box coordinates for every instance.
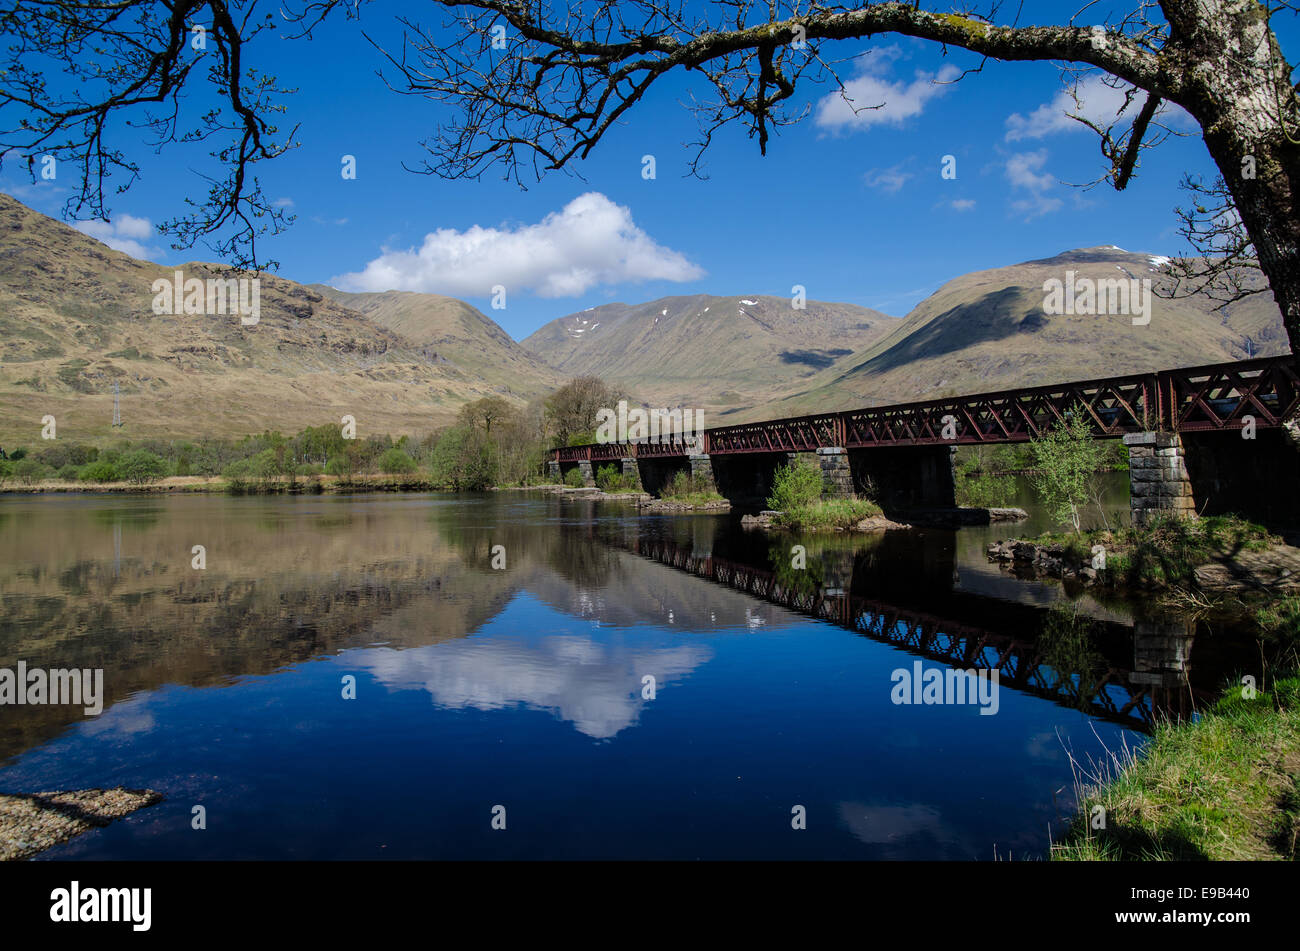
[548,356,1300,528]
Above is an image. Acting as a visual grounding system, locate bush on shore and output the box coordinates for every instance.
[660,471,725,505]
[78,459,122,483]
[377,447,418,474]
[12,458,52,485]
[595,463,638,493]
[767,457,823,511]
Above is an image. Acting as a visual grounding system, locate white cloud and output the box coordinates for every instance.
[863,164,913,193]
[272,197,295,209]
[1005,75,1195,141]
[1004,150,1063,220]
[1011,195,1064,219]
[335,192,703,297]
[73,213,157,259]
[1004,150,1056,192]
[816,62,961,131]
[948,199,977,212]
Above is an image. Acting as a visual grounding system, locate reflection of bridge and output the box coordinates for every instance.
[624,535,1208,731]
[550,357,1300,527]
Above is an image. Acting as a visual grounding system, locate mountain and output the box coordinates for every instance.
[2,188,1289,444]
[0,193,551,444]
[308,286,562,395]
[521,293,899,409]
[732,247,1290,420]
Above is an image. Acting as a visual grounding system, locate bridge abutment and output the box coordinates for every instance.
[816,448,854,499]
[576,460,596,487]
[1123,432,1196,526]
[688,453,718,492]
[547,460,561,482]
[621,457,642,490]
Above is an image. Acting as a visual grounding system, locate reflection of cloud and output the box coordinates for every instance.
[353,636,711,739]
[81,696,156,738]
[838,800,947,846]
[1026,730,1065,763]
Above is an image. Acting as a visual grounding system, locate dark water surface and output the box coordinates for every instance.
[0,488,1263,859]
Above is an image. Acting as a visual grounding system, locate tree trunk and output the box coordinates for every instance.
[1164,0,1300,356]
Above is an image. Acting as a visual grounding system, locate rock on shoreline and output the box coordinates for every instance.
[0,787,163,861]
[986,539,1098,582]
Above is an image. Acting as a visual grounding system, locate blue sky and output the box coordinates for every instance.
[6,1,1295,339]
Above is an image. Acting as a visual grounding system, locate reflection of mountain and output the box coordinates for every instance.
[356,635,711,739]
[0,494,801,762]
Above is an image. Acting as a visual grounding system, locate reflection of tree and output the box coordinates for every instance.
[90,506,162,531]
[766,539,823,598]
[430,497,623,589]
[1038,602,1110,712]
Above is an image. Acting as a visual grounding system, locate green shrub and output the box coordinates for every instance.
[55,464,81,481]
[563,467,587,488]
[377,447,418,474]
[79,459,123,482]
[427,426,495,489]
[296,462,324,476]
[767,458,823,510]
[118,449,169,485]
[595,463,637,492]
[957,470,1017,508]
[12,458,51,485]
[661,470,725,504]
[1027,407,1105,533]
[324,457,353,479]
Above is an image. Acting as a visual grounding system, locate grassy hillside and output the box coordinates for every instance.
[748,246,1289,421]
[0,193,545,445]
[309,286,562,396]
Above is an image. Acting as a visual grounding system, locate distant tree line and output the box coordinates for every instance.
[0,376,629,491]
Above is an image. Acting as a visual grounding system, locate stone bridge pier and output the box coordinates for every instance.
[1125,429,1300,530]
[553,458,596,487]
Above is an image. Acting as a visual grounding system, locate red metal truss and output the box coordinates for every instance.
[550,356,1300,460]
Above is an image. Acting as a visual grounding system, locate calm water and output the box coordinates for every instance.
[0,485,1263,859]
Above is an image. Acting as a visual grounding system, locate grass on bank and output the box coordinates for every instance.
[778,498,884,530]
[1027,513,1276,587]
[1054,674,1300,861]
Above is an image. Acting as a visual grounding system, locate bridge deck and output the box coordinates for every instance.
[551,355,1299,463]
